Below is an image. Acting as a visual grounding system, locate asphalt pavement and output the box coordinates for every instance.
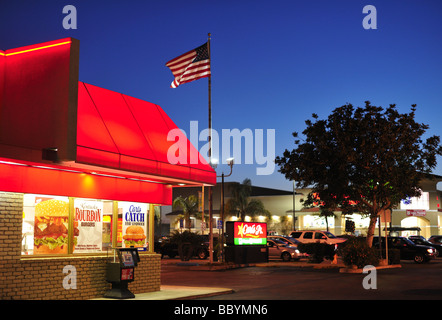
[99,257,442,301]
[93,257,441,320]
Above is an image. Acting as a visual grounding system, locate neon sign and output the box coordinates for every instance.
[233,222,267,245]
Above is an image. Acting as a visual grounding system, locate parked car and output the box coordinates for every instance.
[268,235,301,246]
[408,236,442,257]
[268,235,308,259]
[428,235,442,245]
[289,230,347,245]
[373,236,436,263]
[267,238,301,262]
[155,236,209,259]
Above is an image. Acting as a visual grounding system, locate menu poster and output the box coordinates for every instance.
[74,199,103,253]
[121,202,148,251]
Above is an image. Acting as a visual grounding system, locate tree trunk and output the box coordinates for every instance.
[185,214,191,231]
[366,215,379,247]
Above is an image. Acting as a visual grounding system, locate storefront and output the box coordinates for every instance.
[165,181,442,238]
[294,179,442,238]
[0,38,215,299]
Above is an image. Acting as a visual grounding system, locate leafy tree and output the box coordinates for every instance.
[173,195,198,231]
[225,178,271,221]
[275,101,442,247]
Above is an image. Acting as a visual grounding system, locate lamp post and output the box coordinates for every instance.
[212,158,234,263]
[292,169,299,231]
[293,180,296,231]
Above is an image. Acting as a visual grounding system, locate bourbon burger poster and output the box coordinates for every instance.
[74,199,103,253]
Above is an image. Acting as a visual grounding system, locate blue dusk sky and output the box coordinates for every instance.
[1,0,442,191]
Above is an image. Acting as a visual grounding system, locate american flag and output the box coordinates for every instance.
[166,43,211,88]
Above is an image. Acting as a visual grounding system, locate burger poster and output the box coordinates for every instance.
[74,199,103,253]
[120,202,148,251]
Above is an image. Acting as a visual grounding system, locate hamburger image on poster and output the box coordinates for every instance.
[33,198,78,254]
[121,202,147,248]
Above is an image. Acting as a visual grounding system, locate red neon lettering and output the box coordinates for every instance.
[236,223,265,238]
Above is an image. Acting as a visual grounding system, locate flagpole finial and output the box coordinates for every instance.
[208,33,211,39]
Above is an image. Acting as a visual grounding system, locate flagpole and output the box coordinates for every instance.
[207,32,214,264]
[208,32,212,161]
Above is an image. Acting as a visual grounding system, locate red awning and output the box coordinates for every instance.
[0,38,215,204]
[76,82,215,185]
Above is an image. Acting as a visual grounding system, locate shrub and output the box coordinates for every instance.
[339,236,379,268]
[298,242,336,263]
[170,230,202,261]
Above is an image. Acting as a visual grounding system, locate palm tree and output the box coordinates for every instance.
[226,178,271,221]
[173,195,198,231]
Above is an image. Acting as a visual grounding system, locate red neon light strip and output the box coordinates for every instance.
[3,41,71,57]
[0,158,170,185]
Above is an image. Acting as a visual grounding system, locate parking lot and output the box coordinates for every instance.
[160,257,442,300]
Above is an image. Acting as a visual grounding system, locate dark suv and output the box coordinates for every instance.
[409,235,442,257]
[155,236,209,259]
[373,236,436,263]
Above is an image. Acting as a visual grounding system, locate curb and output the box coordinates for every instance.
[170,288,235,300]
[189,263,256,271]
[339,264,402,273]
[168,259,346,270]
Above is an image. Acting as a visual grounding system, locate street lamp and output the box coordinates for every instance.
[208,158,218,264]
[292,169,299,231]
[212,157,234,263]
[293,179,296,231]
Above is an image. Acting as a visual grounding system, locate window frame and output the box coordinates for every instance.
[21,193,153,257]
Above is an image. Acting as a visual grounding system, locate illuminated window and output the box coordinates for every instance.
[303,215,335,229]
[400,192,429,210]
[22,194,150,256]
[22,194,70,255]
[73,198,113,253]
[118,201,149,250]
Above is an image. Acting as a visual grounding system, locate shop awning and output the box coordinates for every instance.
[0,38,215,204]
[75,82,215,186]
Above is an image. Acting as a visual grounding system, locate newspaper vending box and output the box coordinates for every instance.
[104,247,140,299]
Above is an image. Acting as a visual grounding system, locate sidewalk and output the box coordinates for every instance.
[121,285,234,300]
[95,259,235,300]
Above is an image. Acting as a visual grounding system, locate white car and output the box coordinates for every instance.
[267,239,302,262]
[268,236,309,259]
[289,230,347,245]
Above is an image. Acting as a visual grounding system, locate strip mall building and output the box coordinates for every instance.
[294,176,442,238]
[164,179,442,239]
[0,38,215,300]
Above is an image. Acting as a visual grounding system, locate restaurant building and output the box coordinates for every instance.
[0,38,215,299]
